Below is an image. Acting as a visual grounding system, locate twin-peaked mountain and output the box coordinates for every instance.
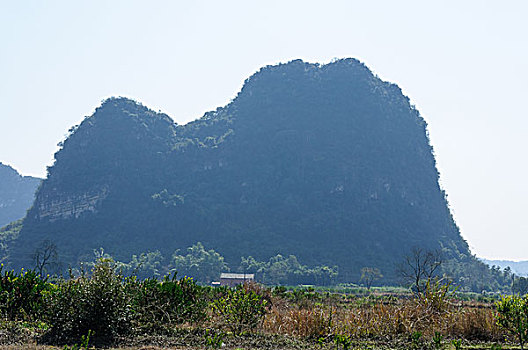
[10,59,471,282]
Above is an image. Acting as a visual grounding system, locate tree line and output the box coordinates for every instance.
[33,240,339,286]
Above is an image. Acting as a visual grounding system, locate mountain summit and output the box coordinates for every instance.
[10,59,470,282]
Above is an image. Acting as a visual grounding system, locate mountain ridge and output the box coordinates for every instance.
[7,58,478,285]
[481,259,528,277]
[0,162,41,228]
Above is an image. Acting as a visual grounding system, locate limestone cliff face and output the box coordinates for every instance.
[11,60,470,283]
[35,187,108,222]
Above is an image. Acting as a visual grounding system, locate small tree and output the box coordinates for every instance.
[127,250,165,279]
[398,247,442,295]
[513,276,528,296]
[360,267,383,290]
[171,242,228,284]
[32,239,60,277]
[496,294,528,350]
[211,283,269,334]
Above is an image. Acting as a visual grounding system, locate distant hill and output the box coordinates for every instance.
[0,163,41,228]
[7,59,486,285]
[481,259,528,277]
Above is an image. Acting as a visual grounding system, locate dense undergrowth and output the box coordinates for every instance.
[0,259,518,349]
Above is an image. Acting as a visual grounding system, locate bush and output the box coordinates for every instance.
[44,258,132,343]
[416,279,455,314]
[495,294,528,350]
[0,265,50,321]
[212,283,269,334]
[128,273,207,333]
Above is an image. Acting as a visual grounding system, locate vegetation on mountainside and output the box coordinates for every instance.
[3,59,497,289]
[0,163,41,228]
[0,220,22,265]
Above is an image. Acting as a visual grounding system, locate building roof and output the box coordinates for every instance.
[220,273,255,279]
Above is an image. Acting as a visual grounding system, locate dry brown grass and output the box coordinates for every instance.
[262,292,504,342]
[0,284,510,349]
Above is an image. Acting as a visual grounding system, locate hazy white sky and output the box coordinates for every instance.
[1,1,527,260]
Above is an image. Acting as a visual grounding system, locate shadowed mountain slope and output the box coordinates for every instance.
[9,59,471,283]
[0,163,41,228]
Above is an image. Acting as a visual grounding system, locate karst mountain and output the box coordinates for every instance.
[6,59,473,283]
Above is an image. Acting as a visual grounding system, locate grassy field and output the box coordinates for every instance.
[0,284,517,349]
[0,261,520,349]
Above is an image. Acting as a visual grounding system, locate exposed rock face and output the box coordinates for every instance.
[35,187,108,222]
[0,163,41,228]
[10,59,470,283]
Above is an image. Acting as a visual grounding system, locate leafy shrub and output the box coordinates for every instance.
[212,283,269,334]
[416,279,456,314]
[62,330,93,350]
[432,331,443,348]
[272,285,287,297]
[334,333,352,350]
[204,328,225,348]
[0,265,50,321]
[44,259,132,343]
[410,331,423,349]
[495,294,528,350]
[128,273,207,333]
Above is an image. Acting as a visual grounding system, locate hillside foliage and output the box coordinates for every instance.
[2,59,494,288]
[0,163,41,228]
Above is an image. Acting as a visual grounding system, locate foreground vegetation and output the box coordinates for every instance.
[0,259,525,349]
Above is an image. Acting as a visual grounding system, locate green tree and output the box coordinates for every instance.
[211,283,268,334]
[496,294,528,350]
[171,242,228,284]
[126,250,165,280]
[360,267,383,290]
[239,254,337,285]
[513,276,528,296]
[79,248,129,275]
[309,265,338,286]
